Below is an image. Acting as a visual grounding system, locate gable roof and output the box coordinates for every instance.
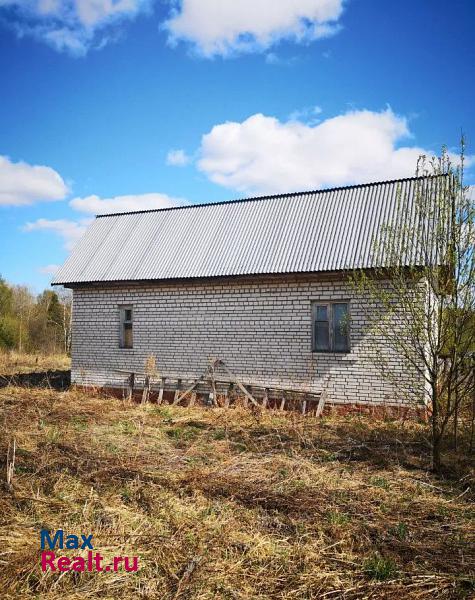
[52,175,447,286]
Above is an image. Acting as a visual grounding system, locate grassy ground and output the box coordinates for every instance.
[0,351,70,375]
[0,386,473,599]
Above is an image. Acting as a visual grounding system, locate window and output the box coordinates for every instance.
[312,302,350,352]
[119,305,133,349]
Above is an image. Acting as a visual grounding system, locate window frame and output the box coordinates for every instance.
[119,304,134,349]
[311,301,351,353]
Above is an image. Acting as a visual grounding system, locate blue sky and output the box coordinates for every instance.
[0,0,474,291]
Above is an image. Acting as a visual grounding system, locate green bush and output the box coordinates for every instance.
[0,315,18,349]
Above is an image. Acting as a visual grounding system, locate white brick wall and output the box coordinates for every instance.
[70,273,423,405]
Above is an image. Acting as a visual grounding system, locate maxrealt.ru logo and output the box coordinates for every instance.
[40,530,139,573]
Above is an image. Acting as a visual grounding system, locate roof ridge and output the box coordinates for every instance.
[95,174,448,219]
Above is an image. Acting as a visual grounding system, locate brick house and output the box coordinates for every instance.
[53,176,439,408]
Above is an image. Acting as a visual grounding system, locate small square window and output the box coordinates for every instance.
[119,305,133,349]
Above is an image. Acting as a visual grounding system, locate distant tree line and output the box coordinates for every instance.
[0,276,72,355]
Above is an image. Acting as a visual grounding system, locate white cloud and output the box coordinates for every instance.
[163,0,345,57]
[39,264,60,275]
[166,149,191,167]
[23,218,91,250]
[0,155,69,206]
[197,108,438,194]
[43,26,92,54]
[75,0,143,28]
[288,104,322,124]
[69,192,185,214]
[1,0,148,55]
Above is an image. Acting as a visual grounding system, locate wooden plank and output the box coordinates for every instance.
[224,383,232,408]
[315,394,325,418]
[315,375,331,418]
[115,359,325,412]
[173,379,183,405]
[127,372,135,401]
[213,360,259,407]
[210,362,219,406]
[262,387,269,408]
[141,375,150,404]
[112,360,320,397]
[279,392,286,411]
[208,377,218,407]
[157,377,165,405]
[174,377,203,406]
[116,368,317,399]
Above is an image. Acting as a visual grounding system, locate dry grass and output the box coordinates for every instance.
[0,386,473,599]
[0,351,70,375]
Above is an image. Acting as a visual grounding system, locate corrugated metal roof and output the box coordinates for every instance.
[52,175,448,286]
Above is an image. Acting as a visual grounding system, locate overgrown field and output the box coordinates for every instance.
[0,387,474,599]
[0,351,70,376]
